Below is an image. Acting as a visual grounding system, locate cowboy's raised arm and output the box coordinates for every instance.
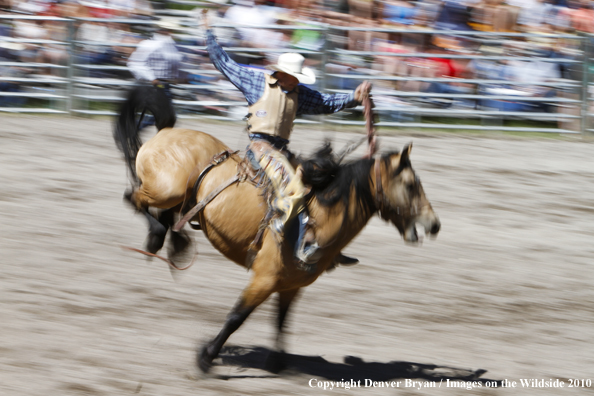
[202,10,264,105]
[297,81,372,115]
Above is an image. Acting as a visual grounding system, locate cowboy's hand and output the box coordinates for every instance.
[355,81,372,103]
[201,9,210,30]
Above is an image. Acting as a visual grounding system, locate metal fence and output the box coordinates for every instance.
[0,14,592,134]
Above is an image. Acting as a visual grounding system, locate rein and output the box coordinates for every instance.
[363,95,377,159]
[121,246,196,271]
[374,157,389,220]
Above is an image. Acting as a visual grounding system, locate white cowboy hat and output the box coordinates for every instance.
[268,53,316,85]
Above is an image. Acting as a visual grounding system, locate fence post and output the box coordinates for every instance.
[66,18,75,115]
[319,23,329,126]
[583,35,592,135]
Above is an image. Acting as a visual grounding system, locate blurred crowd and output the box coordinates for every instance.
[0,0,153,71]
[0,0,593,125]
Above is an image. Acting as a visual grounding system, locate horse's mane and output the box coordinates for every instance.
[300,142,377,211]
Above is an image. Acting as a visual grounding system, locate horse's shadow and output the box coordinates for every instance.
[215,345,500,385]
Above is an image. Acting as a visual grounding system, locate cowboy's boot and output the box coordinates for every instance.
[334,252,359,266]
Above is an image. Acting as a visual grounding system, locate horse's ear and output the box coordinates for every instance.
[401,142,413,162]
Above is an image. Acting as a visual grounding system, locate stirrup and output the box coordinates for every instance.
[295,241,322,274]
[295,258,318,274]
[295,241,321,263]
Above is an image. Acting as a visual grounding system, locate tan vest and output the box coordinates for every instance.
[247,74,298,140]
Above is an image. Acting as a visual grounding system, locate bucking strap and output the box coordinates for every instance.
[173,150,238,232]
[173,175,239,232]
[187,150,238,208]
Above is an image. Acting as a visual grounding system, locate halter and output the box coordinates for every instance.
[374,156,422,220]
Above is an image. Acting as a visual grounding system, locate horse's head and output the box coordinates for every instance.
[375,143,440,243]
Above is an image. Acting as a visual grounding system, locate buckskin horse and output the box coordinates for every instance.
[113,84,441,373]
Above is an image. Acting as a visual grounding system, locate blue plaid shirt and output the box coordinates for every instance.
[206,29,358,115]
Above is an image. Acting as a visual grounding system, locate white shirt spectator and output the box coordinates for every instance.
[77,22,111,54]
[108,0,135,13]
[506,0,538,8]
[224,3,281,48]
[127,33,182,82]
[517,1,553,29]
[15,0,52,14]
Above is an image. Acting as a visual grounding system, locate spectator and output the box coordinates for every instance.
[40,19,69,76]
[0,20,26,107]
[76,21,115,73]
[516,0,556,32]
[224,0,281,48]
[106,0,154,19]
[0,0,12,13]
[107,0,134,17]
[131,0,154,19]
[470,0,521,32]
[127,19,183,130]
[421,38,476,108]
[222,0,288,66]
[110,23,142,69]
[569,0,594,33]
[344,0,383,52]
[434,0,474,31]
[381,0,417,26]
[13,19,47,63]
[14,0,53,14]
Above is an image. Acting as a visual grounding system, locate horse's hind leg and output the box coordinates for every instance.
[266,288,301,373]
[165,210,193,262]
[124,189,170,254]
[198,275,277,373]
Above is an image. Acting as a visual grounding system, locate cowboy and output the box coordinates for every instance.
[202,11,371,270]
[127,18,182,130]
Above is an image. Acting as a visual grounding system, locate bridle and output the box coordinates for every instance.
[374,157,390,220]
[374,156,423,221]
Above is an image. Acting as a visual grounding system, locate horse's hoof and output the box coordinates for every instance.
[145,229,167,254]
[167,231,193,266]
[197,346,213,373]
[123,189,136,209]
[169,231,191,255]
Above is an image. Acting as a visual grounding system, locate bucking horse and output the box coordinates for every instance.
[113,84,441,373]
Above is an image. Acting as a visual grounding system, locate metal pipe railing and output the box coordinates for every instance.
[0,14,591,134]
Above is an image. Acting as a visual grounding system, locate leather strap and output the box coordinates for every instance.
[173,175,239,232]
[374,157,388,220]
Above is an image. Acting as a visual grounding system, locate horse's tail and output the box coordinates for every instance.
[113,83,177,182]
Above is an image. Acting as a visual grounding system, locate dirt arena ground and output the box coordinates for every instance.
[1,115,593,396]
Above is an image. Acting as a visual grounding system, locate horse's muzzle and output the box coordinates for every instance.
[430,220,441,235]
[405,213,440,243]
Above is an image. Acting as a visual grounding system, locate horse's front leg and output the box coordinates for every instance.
[198,275,277,373]
[266,288,301,373]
